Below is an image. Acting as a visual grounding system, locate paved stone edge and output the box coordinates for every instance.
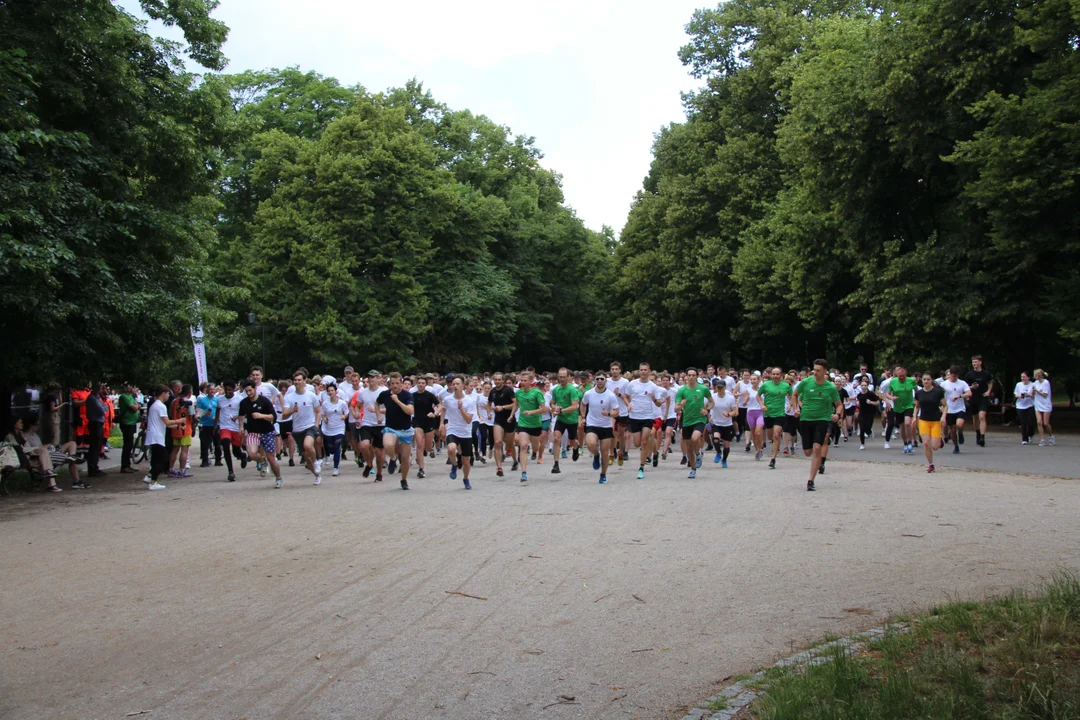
[681,620,924,720]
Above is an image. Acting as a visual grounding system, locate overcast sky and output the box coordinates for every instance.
[121,0,706,233]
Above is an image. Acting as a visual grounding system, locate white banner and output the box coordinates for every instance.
[191,305,208,385]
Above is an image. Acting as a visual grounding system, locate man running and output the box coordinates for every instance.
[238,379,283,487]
[581,371,619,484]
[964,355,994,447]
[624,362,665,479]
[675,368,713,479]
[792,359,843,491]
[710,378,738,467]
[356,371,386,482]
[375,372,415,490]
[607,362,630,466]
[939,365,972,454]
[488,372,518,478]
[884,367,918,454]
[514,370,548,483]
[412,375,440,479]
[281,370,322,487]
[215,379,246,482]
[440,377,476,490]
[758,367,792,469]
[549,368,583,475]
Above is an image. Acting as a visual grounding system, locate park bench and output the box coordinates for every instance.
[0,443,48,496]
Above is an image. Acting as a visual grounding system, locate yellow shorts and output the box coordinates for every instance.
[917,419,942,439]
[176,435,193,447]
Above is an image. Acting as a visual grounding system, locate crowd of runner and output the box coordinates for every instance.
[3,356,1057,494]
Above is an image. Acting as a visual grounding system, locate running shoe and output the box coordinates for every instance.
[695,454,703,469]
[274,478,283,489]
[592,455,600,471]
[1039,440,1048,447]
[661,451,667,460]
[148,482,166,491]
[227,473,236,482]
[953,446,960,454]
[363,464,372,478]
[818,461,827,474]
[520,472,528,483]
[599,475,607,484]
[240,456,248,469]
[714,451,721,464]
[721,460,728,469]
[450,466,457,480]
[636,468,644,480]
[375,474,383,483]
[769,459,776,469]
[314,474,322,485]
[927,464,935,473]
[531,451,537,461]
[755,450,763,461]
[400,479,409,490]
[652,452,659,468]
[1049,436,1056,446]
[551,463,561,474]
[511,460,519,472]
[463,479,471,490]
[417,468,426,479]
[572,448,579,462]
[478,456,487,465]
[745,443,751,453]
[497,468,504,477]
[807,480,815,491]
[1022,440,1028,445]
[388,459,397,475]
[289,458,295,467]
[859,444,865,450]
[688,468,697,479]
[561,450,567,459]
[617,453,624,467]
[680,455,688,466]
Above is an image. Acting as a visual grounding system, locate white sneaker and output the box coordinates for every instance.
[883,442,891,449]
[274,477,283,488]
[332,468,339,477]
[313,474,322,485]
[185,461,190,470]
[142,475,152,484]
[1049,436,1056,446]
[1022,440,1028,445]
[147,482,166,491]
[859,444,865,450]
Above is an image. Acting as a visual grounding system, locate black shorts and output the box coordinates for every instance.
[584,425,612,441]
[946,411,967,426]
[784,416,799,435]
[895,407,914,419]
[763,415,785,430]
[614,416,629,429]
[681,423,705,440]
[664,418,676,429]
[711,424,735,441]
[970,397,992,414]
[554,419,578,441]
[448,434,473,459]
[495,417,517,433]
[414,417,438,433]
[799,420,830,448]
[295,426,320,442]
[278,420,293,436]
[359,425,384,449]
[844,406,857,417]
[517,426,542,437]
[628,418,653,434]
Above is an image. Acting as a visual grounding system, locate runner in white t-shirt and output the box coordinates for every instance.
[607,362,630,466]
[281,370,322,485]
[939,366,972,453]
[215,380,247,482]
[440,377,477,489]
[624,362,664,479]
[319,383,349,477]
[709,380,738,468]
[355,373,387,482]
[581,372,620,484]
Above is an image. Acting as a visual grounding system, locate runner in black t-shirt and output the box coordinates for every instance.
[487,372,519,478]
[238,379,282,485]
[855,377,879,448]
[375,373,415,489]
[411,376,440,479]
[964,355,994,447]
[915,373,947,473]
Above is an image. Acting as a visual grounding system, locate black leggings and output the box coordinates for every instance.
[120,423,136,469]
[199,425,221,464]
[1016,407,1036,442]
[859,411,876,443]
[476,424,493,455]
[150,444,169,481]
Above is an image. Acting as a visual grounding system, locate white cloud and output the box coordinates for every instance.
[119,0,705,232]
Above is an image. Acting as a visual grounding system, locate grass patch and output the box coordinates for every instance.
[705,698,728,712]
[752,574,1080,720]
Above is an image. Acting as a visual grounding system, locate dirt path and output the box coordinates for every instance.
[2,450,1078,719]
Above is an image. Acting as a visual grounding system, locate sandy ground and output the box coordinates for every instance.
[2,434,1078,720]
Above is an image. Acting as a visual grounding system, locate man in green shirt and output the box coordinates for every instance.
[792,359,844,491]
[514,370,548,483]
[117,384,142,473]
[674,368,714,479]
[884,367,919,454]
[550,367,583,474]
[758,367,792,470]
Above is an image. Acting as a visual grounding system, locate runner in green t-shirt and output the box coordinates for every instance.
[885,369,919,454]
[792,359,844,492]
[674,368,714,479]
[550,368,583,474]
[757,368,792,469]
[514,371,549,483]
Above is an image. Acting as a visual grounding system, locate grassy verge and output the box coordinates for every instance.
[751,574,1080,720]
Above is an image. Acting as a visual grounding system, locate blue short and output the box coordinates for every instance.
[246,432,277,454]
[382,427,414,445]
